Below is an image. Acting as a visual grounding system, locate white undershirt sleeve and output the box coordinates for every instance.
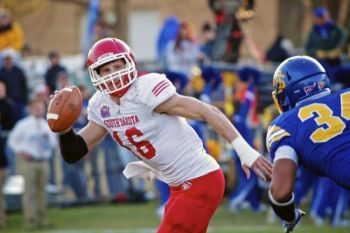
[274,145,298,164]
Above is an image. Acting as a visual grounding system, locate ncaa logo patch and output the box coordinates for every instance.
[100,105,110,118]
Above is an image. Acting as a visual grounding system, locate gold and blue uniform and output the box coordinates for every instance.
[267,88,350,189]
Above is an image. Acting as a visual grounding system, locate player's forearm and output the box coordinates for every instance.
[59,129,89,163]
[160,95,259,165]
[269,191,297,223]
[202,104,240,142]
[202,104,261,167]
[78,122,108,151]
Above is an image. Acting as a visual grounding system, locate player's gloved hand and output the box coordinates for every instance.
[283,209,305,233]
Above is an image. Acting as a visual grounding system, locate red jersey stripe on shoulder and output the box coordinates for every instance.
[154,83,171,96]
[152,80,168,94]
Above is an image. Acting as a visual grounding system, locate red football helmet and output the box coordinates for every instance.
[87,38,138,97]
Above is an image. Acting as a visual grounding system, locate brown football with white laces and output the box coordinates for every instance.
[47,86,82,133]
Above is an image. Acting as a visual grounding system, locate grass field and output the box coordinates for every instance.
[5,200,349,233]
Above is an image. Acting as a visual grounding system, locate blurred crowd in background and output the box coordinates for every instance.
[0,0,350,230]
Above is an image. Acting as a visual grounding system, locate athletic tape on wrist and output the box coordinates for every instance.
[231,137,260,167]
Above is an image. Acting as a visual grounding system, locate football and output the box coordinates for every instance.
[47,86,83,133]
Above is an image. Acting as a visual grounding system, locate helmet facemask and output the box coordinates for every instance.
[272,69,290,114]
[272,90,292,114]
[272,90,283,114]
[88,52,138,95]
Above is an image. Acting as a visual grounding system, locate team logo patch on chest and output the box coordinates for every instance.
[100,105,110,118]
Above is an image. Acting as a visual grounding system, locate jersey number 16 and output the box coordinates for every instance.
[113,127,156,159]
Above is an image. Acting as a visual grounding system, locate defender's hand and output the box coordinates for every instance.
[283,209,305,233]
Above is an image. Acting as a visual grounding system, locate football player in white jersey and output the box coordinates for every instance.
[55,38,272,233]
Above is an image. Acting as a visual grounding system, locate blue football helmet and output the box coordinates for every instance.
[272,56,331,113]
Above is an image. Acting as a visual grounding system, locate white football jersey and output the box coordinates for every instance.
[87,73,219,186]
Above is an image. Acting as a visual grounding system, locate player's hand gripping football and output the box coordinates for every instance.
[282,209,305,233]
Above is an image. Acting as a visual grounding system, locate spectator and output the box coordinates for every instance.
[156,16,180,68]
[0,8,24,65]
[32,83,56,187]
[0,8,24,51]
[44,50,67,94]
[266,34,294,63]
[200,65,223,103]
[209,0,249,63]
[229,81,261,212]
[165,21,200,79]
[55,70,70,90]
[0,80,17,229]
[164,71,189,96]
[32,83,50,105]
[305,7,345,79]
[8,98,57,230]
[93,20,113,43]
[0,48,28,120]
[199,22,216,63]
[0,80,16,131]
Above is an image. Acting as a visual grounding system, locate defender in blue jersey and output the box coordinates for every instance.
[266,56,350,233]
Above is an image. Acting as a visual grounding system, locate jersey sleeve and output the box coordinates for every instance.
[87,93,104,127]
[138,73,176,110]
[266,124,294,162]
